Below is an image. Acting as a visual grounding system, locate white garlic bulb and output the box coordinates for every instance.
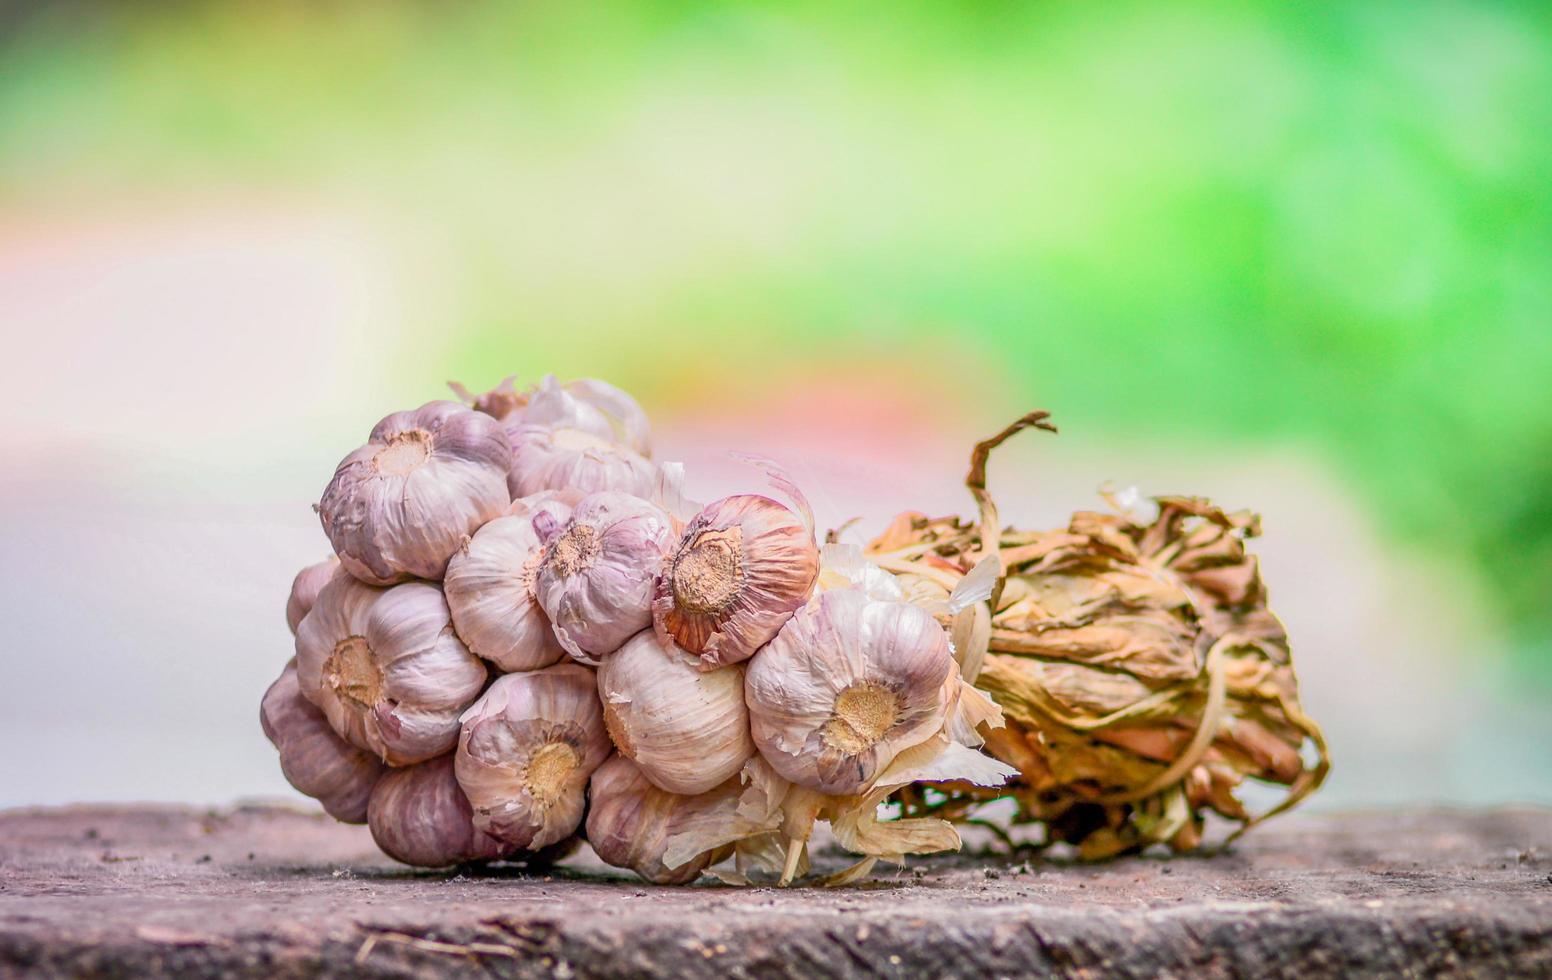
[367,754,511,867]
[596,630,754,794]
[512,375,651,456]
[533,492,675,663]
[744,588,955,796]
[453,374,652,457]
[505,421,658,500]
[295,575,487,766]
[653,494,818,670]
[318,401,511,585]
[260,659,385,823]
[584,755,741,884]
[443,493,580,673]
[285,557,340,635]
[454,664,611,850]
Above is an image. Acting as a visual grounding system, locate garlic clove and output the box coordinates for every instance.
[444,504,572,673]
[367,754,512,867]
[454,663,611,850]
[319,400,511,585]
[653,493,819,670]
[584,755,749,884]
[597,630,754,795]
[260,659,385,823]
[744,588,955,797]
[296,575,488,766]
[285,556,340,635]
[505,420,659,500]
[533,492,675,663]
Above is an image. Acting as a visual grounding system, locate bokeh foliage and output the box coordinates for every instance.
[4,0,1549,677]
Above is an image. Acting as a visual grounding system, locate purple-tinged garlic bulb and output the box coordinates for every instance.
[505,421,658,500]
[584,755,742,884]
[744,588,956,797]
[534,492,675,664]
[260,659,385,823]
[455,374,652,456]
[454,664,611,850]
[367,755,511,867]
[318,401,511,585]
[597,631,753,794]
[653,495,818,670]
[443,493,580,673]
[295,576,487,766]
[285,557,340,635]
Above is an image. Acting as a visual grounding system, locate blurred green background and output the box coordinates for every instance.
[2,0,1548,697]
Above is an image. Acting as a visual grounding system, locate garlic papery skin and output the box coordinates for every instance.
[454,664,611,850]
[597,631,754,794]
[584,755,747,884]
[367,754,512,867]
[285,557,340,635]
[505,420,659,500]
[296,576,488,766]
[744,588,956,797]
[534,492,674,664]
[260,659,385,823]
[444,507,572,674]
[319,401,512,585]
[653,494,819,670]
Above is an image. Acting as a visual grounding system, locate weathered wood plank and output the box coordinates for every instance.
[0,804,1547,978]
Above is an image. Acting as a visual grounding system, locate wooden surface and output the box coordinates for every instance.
[1,803,1548,978]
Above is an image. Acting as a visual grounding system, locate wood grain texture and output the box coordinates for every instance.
[0,804,1548,978]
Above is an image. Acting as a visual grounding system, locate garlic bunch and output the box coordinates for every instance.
[260,660,385,823]
[443,491,579,673]
[454,664,611,850]
[295,575,487,765]
[285,557,339,635]
[453,374,652,456]
[367,755,511,867]
[319,401,512,584]
[596,631,753,794]
[653,460,819,669]
[534,491,675,663]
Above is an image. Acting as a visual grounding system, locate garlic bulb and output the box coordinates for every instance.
[444,493,579,673]
[584,755,741,884]
[453,374,652,456]
[596,630,754,794]
[513,375,651,456]
[506,421,658,500]
[744,588,956,796]
[367,755,511,867]
[454,664,611,850]
[260,659,385,823]
[534,492,675,663]
[285,557,340,635]
[318,401,511,585]
[295,575,487,765]
[653,495,818,670]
